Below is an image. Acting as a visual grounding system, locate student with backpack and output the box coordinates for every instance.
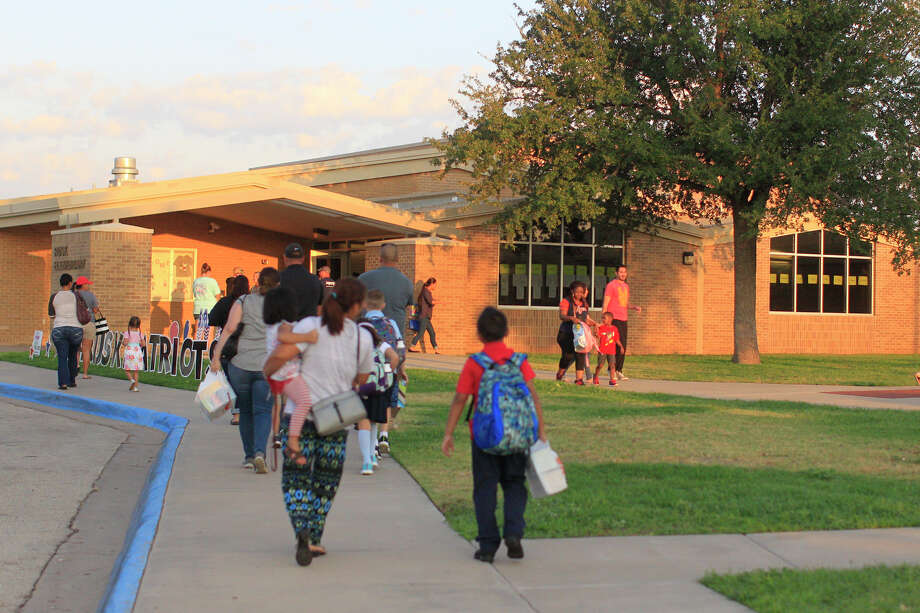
[364,289,407,455]
[355,321,400,474]
[441,307,546,563]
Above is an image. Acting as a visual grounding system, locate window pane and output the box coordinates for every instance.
[796,256,820,312]
[531,245,561,306]
[594,247,624,308]
[562,246,593,298]
[532,220,561,243]
[797,230,821,254]
[499,244,529,306]
[823,231,847,255]
[770,234,795,253]
[850,238,872,257]
[595,224,624,247]
[564,220,593,244]
[848,259,872,314]
[769,255,794,311]
[822,258,846,313]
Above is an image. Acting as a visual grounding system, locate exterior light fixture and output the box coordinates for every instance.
[682,251,695,266]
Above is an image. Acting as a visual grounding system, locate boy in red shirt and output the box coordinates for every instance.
[442,307,547,563]
[593,312,625,386]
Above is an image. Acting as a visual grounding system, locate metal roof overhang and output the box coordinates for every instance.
[0,175,437,239]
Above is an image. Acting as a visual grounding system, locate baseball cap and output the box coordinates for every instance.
[284,243,304,258]
[75,276,93,285]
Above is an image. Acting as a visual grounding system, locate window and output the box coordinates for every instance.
[151,247,197,303]
[498,221,624,308]
[768,231,872,314]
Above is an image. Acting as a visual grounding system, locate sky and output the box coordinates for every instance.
[0,0,537,198]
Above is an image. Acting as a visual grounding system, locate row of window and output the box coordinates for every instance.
[497,225,874,315]
[768,231,872,314]
[499,222,624,309]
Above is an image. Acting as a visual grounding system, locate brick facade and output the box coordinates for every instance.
[0,224,53,345]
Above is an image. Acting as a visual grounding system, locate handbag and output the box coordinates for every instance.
[312,327,367,435]
[74,290,92,325]
[220,296,245,362]
[94,313,109,335]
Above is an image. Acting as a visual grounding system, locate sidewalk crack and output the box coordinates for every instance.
[742,533,800,569]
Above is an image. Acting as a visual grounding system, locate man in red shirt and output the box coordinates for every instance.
[602,265,642,380]
[442,307,546,563]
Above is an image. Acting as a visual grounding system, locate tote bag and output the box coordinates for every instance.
[311,328,367,435]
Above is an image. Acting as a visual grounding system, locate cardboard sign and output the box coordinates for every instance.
[29,330,43,360]
[88,319,213,380]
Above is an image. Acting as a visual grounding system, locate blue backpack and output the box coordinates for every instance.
[466,352,538,455]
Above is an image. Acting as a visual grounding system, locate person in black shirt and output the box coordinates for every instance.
[280,243,324,320]
[318,265,337,302]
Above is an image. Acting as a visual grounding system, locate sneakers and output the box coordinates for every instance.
[253,454,268,474]
[371,451,379,469]
[378,435,390,455]
[360,462,374,475]
[609,379,618,386]
[474,549,495,563]
[241,457,255,470]
[505,536,524,559]
[574,379,585,386]
[592,375,599,385]
[616,371,629,381]
[555,371,565,381]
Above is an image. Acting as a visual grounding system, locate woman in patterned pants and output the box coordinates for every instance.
[264,278,374,566]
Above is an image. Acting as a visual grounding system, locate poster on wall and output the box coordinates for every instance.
[151,247,197,302]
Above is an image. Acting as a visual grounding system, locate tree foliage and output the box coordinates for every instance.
[437,0,920,259]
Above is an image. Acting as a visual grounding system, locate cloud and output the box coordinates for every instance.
[0,62,480,198]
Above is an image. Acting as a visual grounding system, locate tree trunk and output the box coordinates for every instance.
[731,206,761,364]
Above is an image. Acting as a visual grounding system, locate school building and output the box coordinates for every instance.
[2,142,919,355]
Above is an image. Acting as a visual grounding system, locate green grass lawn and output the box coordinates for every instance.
[392,370,920,540]
[525,353,920,386]
[702,565,920,613]
[0,351,201,392]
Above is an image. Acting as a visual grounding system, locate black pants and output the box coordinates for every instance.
[410,316,437,349]
[471,444,527,552]
[558,351,586,372]
[613,319,628,372]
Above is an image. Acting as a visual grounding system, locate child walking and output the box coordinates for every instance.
[356,321,401,475]
[363,289,407,456]
[262,287,318,467]
[593,312,625,386]
[441,307,546,563]
[123,316,146,392]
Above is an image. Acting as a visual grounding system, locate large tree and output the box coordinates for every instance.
[436,0,920,363]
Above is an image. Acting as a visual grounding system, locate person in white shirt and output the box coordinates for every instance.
[47,273,84,390]
[263,278,373,567]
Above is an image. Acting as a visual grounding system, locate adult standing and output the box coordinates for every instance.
[318,265,336,302]
[280,243,324,320]
[358,243,414,337]
[408,277,439,354]
[192,263,221,317]
[74,275,101,380]
[210,267,279,473]
[556,280,597,385]
[602,265,642,380]
[209,275,250,426]
[264,278,373,566]
[47,274,84,390]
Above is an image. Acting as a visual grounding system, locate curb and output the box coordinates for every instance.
[0,383,188,613]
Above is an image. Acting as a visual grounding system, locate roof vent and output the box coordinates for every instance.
[109,157,139,187]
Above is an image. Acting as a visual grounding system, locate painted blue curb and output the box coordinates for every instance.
[0,383,188,613]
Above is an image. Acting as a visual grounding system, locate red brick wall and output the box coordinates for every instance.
[0,224,53,345]
[125,212,310,336]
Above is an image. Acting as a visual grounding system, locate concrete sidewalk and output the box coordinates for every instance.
[406,353,920,411]
[5,360,920,612]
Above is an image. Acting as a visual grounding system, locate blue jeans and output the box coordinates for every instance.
[227,362,272,459]
[51,326,83,387]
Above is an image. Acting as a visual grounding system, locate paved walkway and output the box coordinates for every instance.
[406,353,920,411]
[4,359,920,612]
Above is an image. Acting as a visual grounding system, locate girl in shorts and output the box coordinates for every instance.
[263,287,318,466]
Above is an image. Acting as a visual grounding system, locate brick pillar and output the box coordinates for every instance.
[51,223,153,336]
[0,224,54,345]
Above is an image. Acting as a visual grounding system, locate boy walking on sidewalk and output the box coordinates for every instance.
[441,307,546,562]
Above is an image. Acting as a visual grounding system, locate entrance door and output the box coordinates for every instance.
[312,254,346,280]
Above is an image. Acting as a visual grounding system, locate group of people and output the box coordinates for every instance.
[199,242,415,565]
[556,264,641,386]
[47,273,107,390]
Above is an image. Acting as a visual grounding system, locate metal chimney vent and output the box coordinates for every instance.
[109,157,139,187]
